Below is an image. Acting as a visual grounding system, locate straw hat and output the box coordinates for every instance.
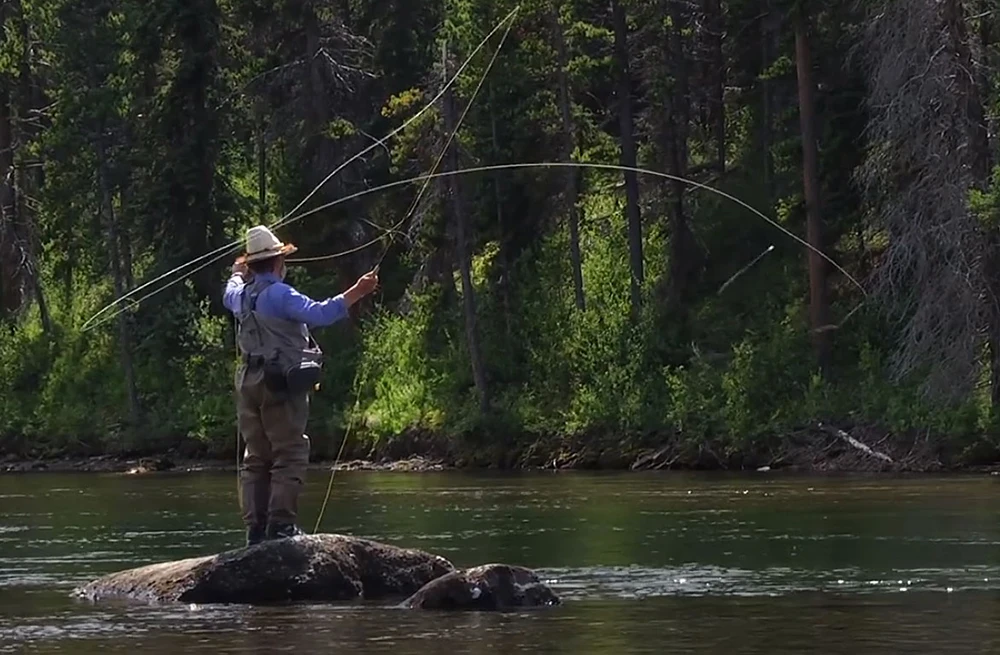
[243,226,298,263]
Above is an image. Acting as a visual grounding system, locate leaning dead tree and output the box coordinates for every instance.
[856,0,991,401]
[0,74,36,322]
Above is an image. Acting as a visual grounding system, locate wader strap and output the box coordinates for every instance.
[247,278,277,313]
[238,278,278,363]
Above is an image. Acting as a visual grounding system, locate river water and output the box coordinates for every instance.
[0,471,998,653]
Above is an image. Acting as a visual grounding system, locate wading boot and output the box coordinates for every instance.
[246,524,267,547]
[266,523,306,540]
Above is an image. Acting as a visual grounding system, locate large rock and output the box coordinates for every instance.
[402,564,560,610]
[73,534,455,604]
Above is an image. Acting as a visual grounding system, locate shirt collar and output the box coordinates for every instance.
[254,272,282,285]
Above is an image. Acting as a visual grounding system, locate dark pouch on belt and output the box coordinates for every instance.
[262,358,321,395]
[285,360,321,394]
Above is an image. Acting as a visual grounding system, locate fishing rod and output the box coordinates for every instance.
[79,5,522,334]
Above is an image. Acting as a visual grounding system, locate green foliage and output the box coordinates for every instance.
[353,167,991,462]
[358,295,445,436]
[0,0,996,470]
[0,280,130,455]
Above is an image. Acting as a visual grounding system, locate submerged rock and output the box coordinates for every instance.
[73,534,455,604]
[402,564,561,610]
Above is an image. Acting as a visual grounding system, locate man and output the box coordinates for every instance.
[223,225,379,545]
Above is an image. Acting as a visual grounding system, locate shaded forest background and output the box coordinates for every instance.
[2,0,1000,468]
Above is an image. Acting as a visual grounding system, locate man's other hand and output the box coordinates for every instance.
[356,269,379,296]
[232,258,249,279]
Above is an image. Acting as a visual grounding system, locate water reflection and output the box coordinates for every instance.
[1,471,999,654]
[4,593,999,654]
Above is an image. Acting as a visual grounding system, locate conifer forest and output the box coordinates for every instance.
[2,0,1000,470]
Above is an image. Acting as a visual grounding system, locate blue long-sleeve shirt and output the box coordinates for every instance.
[223,272,349,327]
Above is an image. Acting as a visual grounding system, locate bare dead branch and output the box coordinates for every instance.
[855,0,991,400]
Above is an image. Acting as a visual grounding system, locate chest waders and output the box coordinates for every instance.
[234,277,323,544]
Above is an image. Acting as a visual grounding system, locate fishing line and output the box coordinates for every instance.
[83,161,869,334]
[287,7,518,267]
[717,245,775,295]
[312,357,373,534]
[261,162,870,298]
[82,22,520,334]
[79,6,522,334]
[233,320,242,501]
[81,242,239,332]
[310,16,519,533]
[275,5,521,232]
[84,13,520,333]
[84,161,866,536]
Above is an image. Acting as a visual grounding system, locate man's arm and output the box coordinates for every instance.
[281,287,349,327]
[223,259,250,314]
[280,269,380,327]
[222,273,246,314]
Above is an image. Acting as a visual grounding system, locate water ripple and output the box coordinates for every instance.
[539,564,1000,599]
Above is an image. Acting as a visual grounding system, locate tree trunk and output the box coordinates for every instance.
[705,0,726,172]
[794,7,831,371]
[760,0,777,204]
[975,10,1000,410]
[0,73,20,317]
[18,168,51,336]
[14,0,46,189]
[168,2,220,305]
[14,21,51,336]
[977,3,994,166]
[257,101,267,221]
[305,4,325,169]
[96,139,141,439]
[987,235,1000,411]
[939,0,996,404]
[28,265,50,332]
[554,7,585,311]
[943,0,990,180]
[945,0,1000,407]
[488,84,512,336]
[443,48,489,413]
[118,189,136,292]
[666,0,698,309]
[611,0,644,314]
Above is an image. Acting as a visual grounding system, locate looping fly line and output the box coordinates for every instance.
[87,161,868,334]
[275,162,868,298]
[285,6,518,267]
[275,4,521,231]
[80,5,522,334]
[310,13,522,533]
[81,9,866,334]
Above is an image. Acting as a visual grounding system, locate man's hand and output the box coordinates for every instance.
[232,257,249,279]
[344,268,380,306]
[356,268,379,295]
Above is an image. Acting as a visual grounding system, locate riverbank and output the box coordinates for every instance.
[0,453,452,475]
[3,421,998,475]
